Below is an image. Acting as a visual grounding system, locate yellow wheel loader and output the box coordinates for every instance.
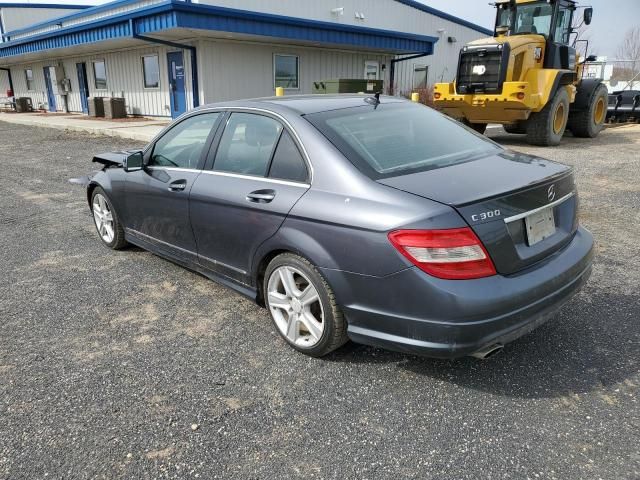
[433,0,608,146]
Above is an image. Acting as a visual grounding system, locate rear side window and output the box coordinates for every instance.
[268,131,308,183]
[214,113,283,177]
[305,102,500,179]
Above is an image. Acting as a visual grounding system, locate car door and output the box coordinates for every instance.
[124,112,222,263]
[189,111,311,283]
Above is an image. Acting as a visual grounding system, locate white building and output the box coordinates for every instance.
[0,0,492,118]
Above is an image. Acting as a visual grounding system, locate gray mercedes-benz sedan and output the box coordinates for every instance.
[82,95,593,359]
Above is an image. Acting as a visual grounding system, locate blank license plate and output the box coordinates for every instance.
[525,207,556,246]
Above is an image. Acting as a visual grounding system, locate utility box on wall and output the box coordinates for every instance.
[313,79,384,94]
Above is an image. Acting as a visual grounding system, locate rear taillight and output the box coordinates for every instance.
[388,228,496,280]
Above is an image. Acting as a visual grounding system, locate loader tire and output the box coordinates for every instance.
[567,83,608,138]
[504,122,527,134]
[526,88,570,146]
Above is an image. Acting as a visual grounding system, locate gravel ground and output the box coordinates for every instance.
[0,121,638,479]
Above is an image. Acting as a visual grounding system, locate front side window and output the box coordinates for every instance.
[553,7,573,44]
[214,113,283,177]
[274,54,299,89]
[142,54,160,89]
[25,69,34,91]
[497,2,553,37]
[150,113,220,169]
[306,102,501,180]
[93,60,107,90]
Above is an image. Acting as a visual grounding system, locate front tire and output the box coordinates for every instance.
[264,253,348,357]
[526,87,570,146]
[567,83,608,138]
[91,187,127,249]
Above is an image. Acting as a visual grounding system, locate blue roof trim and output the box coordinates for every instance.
[0,0,437,58]
[0,3,92,8]
[394,0,493,37]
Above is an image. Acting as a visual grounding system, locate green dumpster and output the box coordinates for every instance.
[313,79,384,94]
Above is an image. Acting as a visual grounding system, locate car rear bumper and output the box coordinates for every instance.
[321,227,594,358]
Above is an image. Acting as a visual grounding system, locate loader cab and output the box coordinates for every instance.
[494,0,574,41]
[494,0,578,70]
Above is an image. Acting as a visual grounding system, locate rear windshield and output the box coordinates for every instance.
[305,102,501,179]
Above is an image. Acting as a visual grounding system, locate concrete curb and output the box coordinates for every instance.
[0,114,166,142]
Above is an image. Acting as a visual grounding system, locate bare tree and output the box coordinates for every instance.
[616,27,640,61]
[612,27,640,86]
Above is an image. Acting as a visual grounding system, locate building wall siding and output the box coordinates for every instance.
[7,45,183,116]
[0,68,10,96]
[198,39,391,103]
[1,7,85,37]
[196,0,488,39]
[2,2,492,114]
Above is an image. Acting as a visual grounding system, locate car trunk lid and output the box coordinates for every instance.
[378,150,578,275]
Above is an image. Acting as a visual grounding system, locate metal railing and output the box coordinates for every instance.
[583,59,639,93]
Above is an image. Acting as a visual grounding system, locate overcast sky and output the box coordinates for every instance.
[420,0,640,59]
[3,0,639,59]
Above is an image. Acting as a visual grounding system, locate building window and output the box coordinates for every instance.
[25,68,34,91]
[364,61,379,80]
[274,54,299,89]
[93,60,107,90]
[142,54,160,89]
[413,65,429,89]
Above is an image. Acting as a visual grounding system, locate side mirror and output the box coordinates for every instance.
[124,151,144,172]
[583,7,593,26]
[585,54,597,62]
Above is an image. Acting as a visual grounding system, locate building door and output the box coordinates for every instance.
[43,66,57,112]
[76,63,90,114]
[167,51,186,119]
[364,61,380,80]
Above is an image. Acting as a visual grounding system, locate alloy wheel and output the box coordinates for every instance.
[267,266,324,347]
[92,193,115,244]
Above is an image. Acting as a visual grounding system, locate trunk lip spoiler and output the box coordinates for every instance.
[503,192,575,224]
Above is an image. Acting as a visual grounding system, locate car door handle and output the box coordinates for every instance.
[246,189,276,203]
[168,180,187,192]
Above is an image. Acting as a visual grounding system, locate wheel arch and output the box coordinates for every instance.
[252,228,342,306]
[530,69,576,112]
[86,172,113,206]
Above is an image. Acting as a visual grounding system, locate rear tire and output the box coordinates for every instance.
[526,87,570,146]
[504,122,527,134]
[567,83,608,138]
[264,253,348,357]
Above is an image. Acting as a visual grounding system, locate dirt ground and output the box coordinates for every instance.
[0,121,638,479]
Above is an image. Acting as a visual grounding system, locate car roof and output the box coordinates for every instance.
[195,94,408,116]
